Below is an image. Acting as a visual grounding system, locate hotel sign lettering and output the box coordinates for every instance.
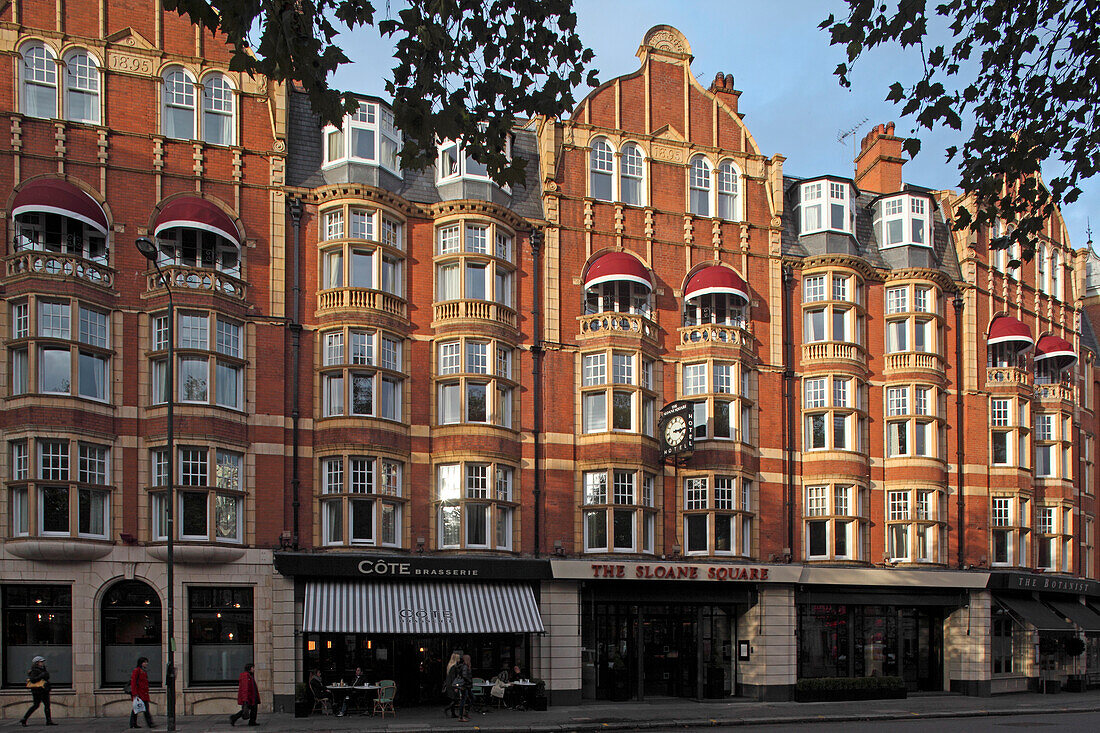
[588,562,770,581]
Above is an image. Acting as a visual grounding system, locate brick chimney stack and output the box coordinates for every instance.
[854,122,904,194]
[708,72,740,115]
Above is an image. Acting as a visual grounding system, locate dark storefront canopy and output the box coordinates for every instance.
[1047,599,1100,633]
[995,595,1076,632]
[303,580,545,635]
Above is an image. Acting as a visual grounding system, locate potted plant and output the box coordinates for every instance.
[530,678,548,711]
[294,682,312,718]
[1063,637,1087,692]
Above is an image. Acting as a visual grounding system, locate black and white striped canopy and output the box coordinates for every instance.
[303,581,545,634]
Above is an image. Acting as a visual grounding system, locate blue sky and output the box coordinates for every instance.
[330,0,1097,249]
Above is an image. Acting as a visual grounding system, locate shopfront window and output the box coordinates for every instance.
[101,580,161,687]
[991,605,1025,675]
[188,587,253,685]
[2,585,72,687]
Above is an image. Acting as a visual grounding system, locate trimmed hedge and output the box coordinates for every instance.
[794,676,907,702]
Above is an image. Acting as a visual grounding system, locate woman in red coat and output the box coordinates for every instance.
[129,657,154,729]
[230,663,260,726]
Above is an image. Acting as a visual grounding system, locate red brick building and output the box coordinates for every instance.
[2,6,1099,717]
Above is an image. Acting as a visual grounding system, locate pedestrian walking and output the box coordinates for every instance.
[20,656,55,726]
[229,662,260,726]
[129,656,155,729]
[456,653,474,722]
[442,651,462,718]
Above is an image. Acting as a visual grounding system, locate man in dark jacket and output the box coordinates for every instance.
[129,657,154,729]
[229,663,260,726]
[21,656,55,726]
[456,654,474,722]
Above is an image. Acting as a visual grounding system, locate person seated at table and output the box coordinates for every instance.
[493,664,510,684]
[308,669,333,714]
[339,667,368,715]
[511,665,525,681]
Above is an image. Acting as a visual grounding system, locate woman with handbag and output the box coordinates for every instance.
[129,657,155,729]
[20,656,55,726]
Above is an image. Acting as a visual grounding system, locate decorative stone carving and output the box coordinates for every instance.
[107,51,155,76]
[643,26,691,56]
[652,143,684,164]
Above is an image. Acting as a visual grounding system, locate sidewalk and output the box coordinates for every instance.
[6,691,1100,732]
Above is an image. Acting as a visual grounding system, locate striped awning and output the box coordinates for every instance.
[303,581,545,635]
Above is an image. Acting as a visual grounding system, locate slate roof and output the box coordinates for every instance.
[286,88,542,220]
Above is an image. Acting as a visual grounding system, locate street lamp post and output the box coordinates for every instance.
[135,236,177,731]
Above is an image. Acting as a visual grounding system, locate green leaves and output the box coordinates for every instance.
[167,0,597,187]
[822,0,1100,257]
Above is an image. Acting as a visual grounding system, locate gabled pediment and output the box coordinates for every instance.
[651,124,685,143]
[105,27,155,51]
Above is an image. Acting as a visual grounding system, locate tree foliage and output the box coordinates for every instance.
[167,0,597,186]
[822,1,1100,255]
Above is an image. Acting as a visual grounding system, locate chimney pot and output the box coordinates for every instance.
[854,121,904,194]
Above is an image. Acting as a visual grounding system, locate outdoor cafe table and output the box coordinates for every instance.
[327,683,380,715]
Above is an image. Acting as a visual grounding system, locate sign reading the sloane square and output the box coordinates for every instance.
[551,559,803,583]
[274,552,553,580]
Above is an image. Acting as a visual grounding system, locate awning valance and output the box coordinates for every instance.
[995,594,1075,632]
[583,252,652,290]
[153,197,241,246]
[303,581,545,635]
[988,315,1033,349]
[684,265,749,303]
[12,178,109,235]
[1047,599,1100,633]
[1034,334,1077,369]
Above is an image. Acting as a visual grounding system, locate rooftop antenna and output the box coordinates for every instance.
[1087,218,1094,251]
[837,117,870,161]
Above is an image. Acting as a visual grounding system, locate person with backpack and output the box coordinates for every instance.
[20,656,55,726]
[129,657,155,729]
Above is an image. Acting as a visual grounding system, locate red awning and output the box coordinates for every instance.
[684,265,750,303]
[153,197,241,246]
[988,315,1033,349]
[583,252,652,290]
[12,178,109,235]
[1034,334,1077,368]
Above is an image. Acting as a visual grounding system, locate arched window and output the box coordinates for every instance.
[620,143,644,206]
[1049,248,1061,300]
[162,67,196,139]
[63,50,100,124]
[201,73,235,146]
[101,580,161,688]
[689,156,712,216]
[717,160,740,221]
[20,42,57,119]
[590,138,614,201]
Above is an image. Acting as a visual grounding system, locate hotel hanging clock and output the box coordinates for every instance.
[658,400,695,460]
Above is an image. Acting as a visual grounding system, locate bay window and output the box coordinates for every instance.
[804,483,864,560]
[802,270,864,345]
[434,220,515,307]
[435,461,516,551]
[150,311,244,410]
[800,178,854,235]
[582,469,656,554]
[682,360,753,443]
[319,327,404,421]
[886,488,942,562]
[435,338,515,428]
[319,455,404,547]
[991,495,1030,566]
[581,350,657,437]
[803,375,864,452]
[322,99,401,173]
[682,475,754,557]
[884,283,939,355]
[885,384,939,458]
[6,437,110,540]
[875,193,932,248]
[318,205,405,299]
[148,446,244,543]
[7,298,111,401]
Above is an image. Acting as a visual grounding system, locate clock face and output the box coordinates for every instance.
[664,415,687,447]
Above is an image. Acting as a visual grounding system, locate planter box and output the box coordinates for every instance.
[794,677,907,703]
[794,687,906,702]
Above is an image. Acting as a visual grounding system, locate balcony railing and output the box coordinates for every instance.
[678,323,751,348]
[1035,382,1074,402]
[986,366,1031,387]
[434,299,517,329]
[318,287,407,318]
[883,351,945,374]
[578,312,657,343]
[5,250,113,288]
[146,266,246,300]
[801,341,866,367]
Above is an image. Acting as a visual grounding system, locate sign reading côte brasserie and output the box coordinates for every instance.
[550,559,800,583]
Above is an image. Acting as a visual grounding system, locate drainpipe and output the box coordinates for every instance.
[953,294,965,568]
[288,197,303,549]
[530,228,544,557]
[782,265,795,557]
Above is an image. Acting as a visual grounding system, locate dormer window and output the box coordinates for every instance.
[323,100,401,174]
[875,193,932,248]
[436,128,512,188]
[799,179,854,235]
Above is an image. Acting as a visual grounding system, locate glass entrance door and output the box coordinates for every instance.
[899,608,943,691]
[641,604,697,697]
